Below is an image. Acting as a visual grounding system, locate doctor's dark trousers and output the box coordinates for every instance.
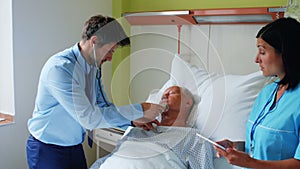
[26,135,87,169]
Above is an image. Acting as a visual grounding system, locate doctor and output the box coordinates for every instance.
[214,18,300,169]
[26,14,164,169]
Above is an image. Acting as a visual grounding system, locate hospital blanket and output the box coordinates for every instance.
[90,126,214,169]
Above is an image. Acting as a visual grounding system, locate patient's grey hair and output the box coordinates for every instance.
[180,87,200,127]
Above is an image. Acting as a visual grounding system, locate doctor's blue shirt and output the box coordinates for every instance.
[28,43,143,146]
[246,81,300,161]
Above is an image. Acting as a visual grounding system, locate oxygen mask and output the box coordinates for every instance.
[156,101,169,122]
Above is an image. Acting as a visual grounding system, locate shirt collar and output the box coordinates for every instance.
[72,42,95,74]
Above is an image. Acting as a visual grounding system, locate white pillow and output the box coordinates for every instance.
[196,71,272,141]
[146,54,272,141]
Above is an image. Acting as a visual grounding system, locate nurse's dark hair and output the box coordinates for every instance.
[81,14,130,47]
[256,17,300,90]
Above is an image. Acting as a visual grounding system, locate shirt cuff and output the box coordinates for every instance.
[117,103,143,121]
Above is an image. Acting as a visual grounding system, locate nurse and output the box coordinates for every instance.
[26,15,164,169]
[214,17,300,168]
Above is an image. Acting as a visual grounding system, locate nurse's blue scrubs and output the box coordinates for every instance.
[245,81,300,162]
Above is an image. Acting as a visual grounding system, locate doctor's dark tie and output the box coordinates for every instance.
[88,131,93,148]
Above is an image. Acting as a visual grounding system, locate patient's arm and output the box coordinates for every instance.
[188,136,215,169]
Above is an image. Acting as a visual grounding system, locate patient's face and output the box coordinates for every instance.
[160,86,182,111]
[160,86,193,126]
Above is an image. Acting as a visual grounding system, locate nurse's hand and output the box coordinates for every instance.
[214,139,253,168]
[214,139,233,158]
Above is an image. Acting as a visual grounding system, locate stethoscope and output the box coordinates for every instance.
[96,68,110,106]
[249,84,279,155]
[72,48,110,107]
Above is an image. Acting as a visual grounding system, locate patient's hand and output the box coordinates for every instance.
[132,117,160,130]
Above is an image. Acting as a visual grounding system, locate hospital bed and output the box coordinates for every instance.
[91,54,272,169]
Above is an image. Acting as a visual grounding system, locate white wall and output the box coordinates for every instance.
[207,24,263,74]
[0,0,112,168]
[130,24,264,102]
[129,26,178,103]
[0,0,14,115]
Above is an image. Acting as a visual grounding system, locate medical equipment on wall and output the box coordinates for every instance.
[285,0,300,22]
[177,25,182,55]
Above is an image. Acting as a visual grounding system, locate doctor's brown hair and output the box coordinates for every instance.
[81,14,130,47]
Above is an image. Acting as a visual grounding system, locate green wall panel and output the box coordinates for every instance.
[111,0,132,105]
[123,0,286,12]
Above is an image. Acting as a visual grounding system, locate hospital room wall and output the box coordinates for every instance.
[129,24,264,103]
[0,0,112,168]
[111,0,286,105]
[117,0,286,104]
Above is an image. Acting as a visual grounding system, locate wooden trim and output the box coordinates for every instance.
[0,112,14,125]
[123,7,285,25]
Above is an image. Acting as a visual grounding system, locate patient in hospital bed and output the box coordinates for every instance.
[90,86,214,169]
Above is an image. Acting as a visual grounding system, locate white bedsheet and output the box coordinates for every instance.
[99,140,186,169]
[90,126,214,169]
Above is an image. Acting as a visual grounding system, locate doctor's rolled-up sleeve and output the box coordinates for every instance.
[47,64,143,130]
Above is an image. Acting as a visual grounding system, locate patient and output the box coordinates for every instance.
[90,86,214,169]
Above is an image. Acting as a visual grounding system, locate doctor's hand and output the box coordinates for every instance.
[131,103,165,130]
[132,117,160,130]
[141,102,165,120]
[214,139,253,168]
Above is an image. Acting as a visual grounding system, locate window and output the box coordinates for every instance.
[0,0,14,125]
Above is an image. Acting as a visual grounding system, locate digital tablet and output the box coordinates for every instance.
[196,133,226,151]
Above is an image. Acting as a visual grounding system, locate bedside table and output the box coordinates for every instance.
[94,128,124,158]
